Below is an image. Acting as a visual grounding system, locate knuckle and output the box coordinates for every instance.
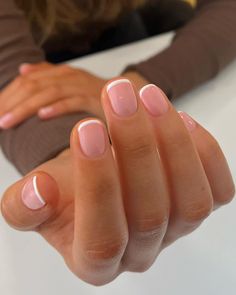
[72,270,119,287]
[202,136,221,160]
[24,99,36,112]
[58,65,73,74]
[216,184,236,206]
[181,198,213,224]
[127,262,153,273]
[15,76,25,87]
[226,184,236,202]
[47,85,61,97]
[122,136,154,159]
[168,131,190,153]
[58,99,70,109]
[22,79,38,92]
[84,238,127,263]
[41,62,50,67]
[133,213,168,241]
[87,176,117,204]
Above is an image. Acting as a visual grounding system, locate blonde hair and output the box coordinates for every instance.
[15,0,147,42]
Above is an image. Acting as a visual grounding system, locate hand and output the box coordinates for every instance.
[1,79,234,286]
[0,62,148,129]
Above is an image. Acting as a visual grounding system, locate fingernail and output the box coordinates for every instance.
[107,79,138,117]
[139,84,169,117]
[38,106,54,117]
[20,63,31,67]
[178,111,197,132]
[19,63,31,74]
[21,176,46,210]
[0,113,14,129]
[78,119,107,158]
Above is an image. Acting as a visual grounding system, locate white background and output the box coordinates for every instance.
[0,32,236,294]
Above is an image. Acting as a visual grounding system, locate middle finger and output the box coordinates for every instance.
[101,78,170,273]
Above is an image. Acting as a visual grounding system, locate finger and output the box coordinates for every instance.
[1,169,75,260]
[0,66,73,118]
[139,84,214,247]
[0,76,38,113]
[19,62,51,75]
[0,74,75,119]
[70,118,128,286]
[101,78,170,273]
[38,97,86,119]
[22,64,74,80]
[0,78,41,119]
[38,95,104,121]
[0,75,81,123]
[179,112,235,208]
[0,86,76,129]
[0,77,22,101]
[1,172,59,231]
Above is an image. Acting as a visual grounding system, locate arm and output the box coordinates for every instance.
[2,0,236,175]
[124,0,236,99]
[0,0,92,175]
[0,0,44,88]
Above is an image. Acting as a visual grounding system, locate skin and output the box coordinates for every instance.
[0,62,149,129]
[1,79,235,286]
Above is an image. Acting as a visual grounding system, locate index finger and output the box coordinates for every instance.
[70,118,128,286]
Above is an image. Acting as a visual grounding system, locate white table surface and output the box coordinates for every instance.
[0,32,236,295]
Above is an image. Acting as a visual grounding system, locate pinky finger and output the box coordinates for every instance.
[179,111,235,208]
[19,62,51,75]
[38,97,84,119]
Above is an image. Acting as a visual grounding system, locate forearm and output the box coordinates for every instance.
[0,0,45,89]
[3,0,236,175]
[0,0,48,174]
[0,1,96,177]
[124,0,236,99]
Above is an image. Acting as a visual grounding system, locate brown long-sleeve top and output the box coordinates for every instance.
[0,0,236,175]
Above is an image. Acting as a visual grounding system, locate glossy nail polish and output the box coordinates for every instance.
[140,84,169,116]
[0,113,14,129]
[78,119,107,158]
[107,79,138,117]
[178,111,197,132]
[21,176,46,210]
[38,106,54,117]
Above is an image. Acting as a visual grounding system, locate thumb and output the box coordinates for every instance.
[1,171,59,231]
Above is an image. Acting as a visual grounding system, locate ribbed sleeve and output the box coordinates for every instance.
[1,0,236,175]
[0,113,95,175]
[0,0,45,89]
[124,0,236,99]
[0,1,95,175]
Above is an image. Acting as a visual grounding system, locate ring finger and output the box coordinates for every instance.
[139,84,214,248]
[0,85,82,129]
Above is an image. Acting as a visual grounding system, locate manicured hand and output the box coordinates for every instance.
[0,62,148,129]
[1,79,234,286]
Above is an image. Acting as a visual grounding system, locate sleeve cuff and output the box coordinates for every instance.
[0,112,95,175]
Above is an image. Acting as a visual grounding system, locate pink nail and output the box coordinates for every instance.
[178,111,197,132]
[21,176,46,210]
[0,113,14,129]
[107,79,137,117]
[38,106,54,117]
[139,84,169,117]
[19,63,32,75]
[78,119,107,158]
